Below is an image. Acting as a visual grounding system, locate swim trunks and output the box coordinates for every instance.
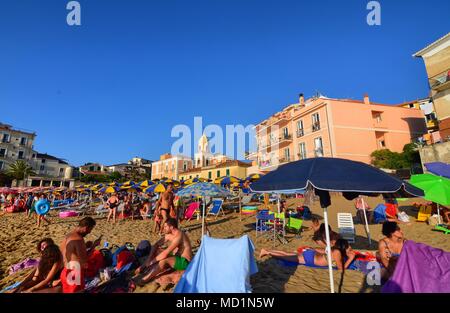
[174,256,189,271]
[60,267,85,293]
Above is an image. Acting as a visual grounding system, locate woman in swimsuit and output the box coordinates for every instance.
[107,193,119,224]
[260,239,356,270]
[14,244,63,293]
[377,221,405,280]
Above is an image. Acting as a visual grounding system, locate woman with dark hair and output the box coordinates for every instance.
[260,238,355,270]
[36,238,55,254]
[378,221,405,280]
[313,223,340,248]
[14,244,63,293]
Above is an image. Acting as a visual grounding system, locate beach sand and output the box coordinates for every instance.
[1,194,448,293]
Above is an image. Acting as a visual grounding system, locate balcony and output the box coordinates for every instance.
[426,119,439,129]
[279,134,292,143]
[296,129,304,138]
[312,122,321,132]
[279,157,291,164]
[429,69,450,92]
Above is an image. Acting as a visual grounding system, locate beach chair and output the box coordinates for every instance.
[207,199,224,219]
[337,213,355,243]
[95,204,109,217]
[184,202,200,221]
[241,194,253,206]
[286,217,303,238]
[434,224,450,235]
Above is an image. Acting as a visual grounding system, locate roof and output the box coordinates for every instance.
[413,32,450,57]
[0,122,36,136]
[106,163,131,167]
[180,160,252,174]
[36,153,69,165]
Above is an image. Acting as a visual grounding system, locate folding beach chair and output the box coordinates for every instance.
[184,202,200,221]
[207,199,224,219]
[241,194,253,206]
[417,204,432,222]
[337,213,355,243]
[95,204,109,217]
[286,216,303,238]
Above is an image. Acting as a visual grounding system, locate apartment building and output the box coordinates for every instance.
[0,123,36,171]
[414,32,450,140]
[151,153,193,180]
[251,93,427,172]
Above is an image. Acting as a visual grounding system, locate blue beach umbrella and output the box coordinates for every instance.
[177,182,231,236]
[251,157,424,293]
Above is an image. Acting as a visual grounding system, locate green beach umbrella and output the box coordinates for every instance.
[410,174,450,206]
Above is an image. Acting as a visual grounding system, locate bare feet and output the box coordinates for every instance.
[259,248,269,258]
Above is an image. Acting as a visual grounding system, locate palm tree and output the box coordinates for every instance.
[6,160,36,181]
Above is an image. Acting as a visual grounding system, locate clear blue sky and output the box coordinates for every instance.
[1,0,449,166]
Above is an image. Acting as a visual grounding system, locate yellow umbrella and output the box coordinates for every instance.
[139,180,154,188]
[144,183,166,193]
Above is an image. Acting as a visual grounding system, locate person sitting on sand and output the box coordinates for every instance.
[60,217,100,293]
[134,218,193,284]
[260,238,356,270]
[377,221,405,281]
[13,244,64,293]
[37,238,55,254]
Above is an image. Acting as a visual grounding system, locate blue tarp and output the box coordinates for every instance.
[424,162,450,179]
[174,235,258,293]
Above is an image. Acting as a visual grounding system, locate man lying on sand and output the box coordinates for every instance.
[134,218,192,284]
[260,238,356,270]
[60,217,100,293]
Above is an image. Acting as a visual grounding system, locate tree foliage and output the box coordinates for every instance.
[370,143,421,170]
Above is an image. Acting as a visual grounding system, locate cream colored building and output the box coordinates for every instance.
[0,122,36,171]
[151,153,193,180]
[414,32,450,140]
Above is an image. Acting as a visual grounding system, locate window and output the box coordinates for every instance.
[2,134,10,143]
[226,169,230,176]
[20,137,27,146]
[299,142,307,160]
[18,151,24,160]
[409,103,414,108]
[217,170,220,178]
[206,159,209,166]
[282,127,289,139]
[312,113,320,131]
[183,162,187,171]
[40,165,45,171]
[379,140,386,148]
[296,120,304,137]
[284,148,290,162]
[0,161,3,170]
[42,159,46,164]
[59,168,64,174]
[0,148,6,158]
[208,171,212,179]
[314,137,324,157]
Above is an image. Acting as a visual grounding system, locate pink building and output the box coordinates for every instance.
[252,93,427,171]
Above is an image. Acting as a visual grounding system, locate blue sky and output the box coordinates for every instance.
[1,0,449,166]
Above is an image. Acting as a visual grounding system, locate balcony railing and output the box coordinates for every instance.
[312,122,321,132]
[430,69,450,92]
[280,134,292,141]
[279,157,290,163]
[296,129,304,137]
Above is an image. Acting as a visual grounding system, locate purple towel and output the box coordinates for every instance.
[382,240,450,293]
[9,258,39,275]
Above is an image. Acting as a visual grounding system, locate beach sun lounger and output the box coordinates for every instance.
[95,204,109,217]
[207,199,224,219]
[184,202,200,221]
[337,213,355,243]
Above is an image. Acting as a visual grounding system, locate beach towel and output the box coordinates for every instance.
[0,282,21,293]
[9,258,39,275]
[382,240,450,293]
[174,235,258,293]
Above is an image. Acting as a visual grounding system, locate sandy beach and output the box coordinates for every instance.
[1,194,448,293]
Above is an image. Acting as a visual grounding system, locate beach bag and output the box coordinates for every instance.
[99,248,113,267]
[135,240,151,258]
[428,215,440,226]
[398,211,410,223]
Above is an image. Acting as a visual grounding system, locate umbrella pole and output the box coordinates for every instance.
[437,204,441,224]
[323,206,335,293]
[361,197,371,246]
[202,196,206,237]
[239,189,242,221]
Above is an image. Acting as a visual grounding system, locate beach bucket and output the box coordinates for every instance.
[59,210,78,218]
[35,200,50,215]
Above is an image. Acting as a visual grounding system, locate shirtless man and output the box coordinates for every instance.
[135,218,192,284]
[155,183,175,234]
[59,217,99,293]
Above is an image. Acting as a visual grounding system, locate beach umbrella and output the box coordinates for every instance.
[144,183,166,194]
[246,173,264,182]
[99,186,120,194]
[183,177,203,185]
[424,162,450,179]
[127,185,142,193]
[214,176,240,185]
[177,182,231,237]
[410,173,450,223]
[251,157,424,293]
[139,180,154,188]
